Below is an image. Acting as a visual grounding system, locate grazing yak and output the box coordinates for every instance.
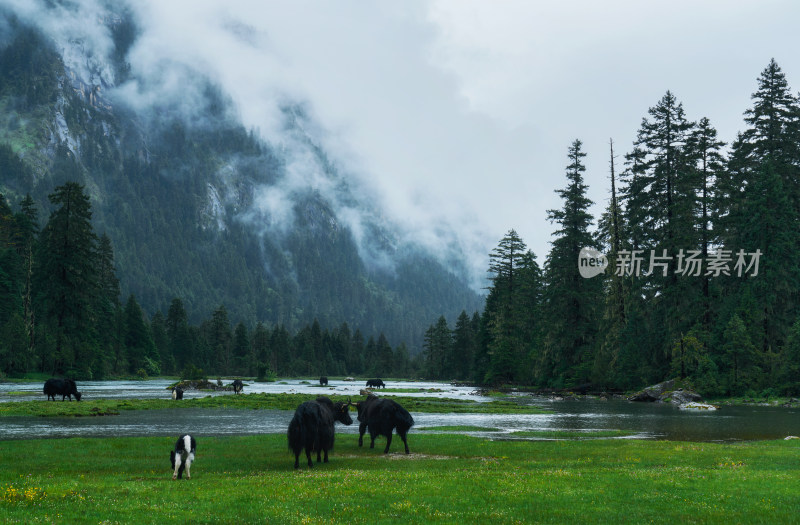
[170,434,196,480]
[319,376,328,386]
[287,396,353,469]
[43,378,82,401]
[232,379,243,394]
[355,395,414,454]
[365,378,385,388]
[172,386,184,400]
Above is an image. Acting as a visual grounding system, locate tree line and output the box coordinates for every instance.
[422,60,800,397]
[0,181,418,380]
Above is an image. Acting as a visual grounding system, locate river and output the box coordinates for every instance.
[1,379,798,441]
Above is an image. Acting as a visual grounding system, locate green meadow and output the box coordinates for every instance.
[1,433,799,524]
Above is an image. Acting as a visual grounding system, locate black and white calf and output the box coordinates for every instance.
[170,434,196,480]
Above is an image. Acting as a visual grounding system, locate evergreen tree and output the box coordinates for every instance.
[34,182,99,376]
[232,322,250,375]
[166,298,192,371]
[452,310,477,380]
[252,321,272,380]
[542,140,601,386]
[423,315,452,379]
[123,294,158,376]
[209,305,232,374]
[721,60,800,356]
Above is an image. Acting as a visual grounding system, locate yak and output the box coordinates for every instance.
[172,386,184,400]
[319,376,328,386]
[287,396,353,468]
[170,434,196,480]
[43,378,82,401]
[355,395,414,454]
[365,379,385,388]
[232,379,243,394]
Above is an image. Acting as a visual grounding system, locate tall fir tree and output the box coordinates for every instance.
[542,140,601,386]
[34,182,99,377]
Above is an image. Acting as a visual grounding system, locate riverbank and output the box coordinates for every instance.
[1,434,798,523]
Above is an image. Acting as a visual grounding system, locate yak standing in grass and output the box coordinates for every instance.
[170,434,196,480]
[287,396,353,469]
[355,395,414,454]
[232,379,243,394]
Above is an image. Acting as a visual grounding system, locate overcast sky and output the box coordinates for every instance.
[10,0,800,282]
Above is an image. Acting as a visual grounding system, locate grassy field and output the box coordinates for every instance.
[0,393,549,417]
[0,433,798,524]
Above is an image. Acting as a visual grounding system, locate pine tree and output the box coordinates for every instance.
[123,294,158,376]
[422,316,451,378]
[482,230,531,385]
[34,182,99,376]
[232,322,250,375]
[722,60,800,356]
[166,298,192,371]
[542,140,601,386]
[686,118,726,329]
[209,305,232,373]
[252,321,272,380]
[452,310,477,380]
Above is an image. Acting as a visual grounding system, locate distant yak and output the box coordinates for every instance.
[172,386,184,400]
[365,379,385,389]
[43,378,82,401]
[355,395,414,454]
[287,396,353,468]
[319,376,328,386]
[232,379,243,394]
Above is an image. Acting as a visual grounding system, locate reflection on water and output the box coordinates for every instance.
[1,380,799,442]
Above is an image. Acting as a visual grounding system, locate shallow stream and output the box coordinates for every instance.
[1,379,798,441]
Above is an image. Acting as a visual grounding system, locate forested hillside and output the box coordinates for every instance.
[422,60,800,396]
[0,5,482,380]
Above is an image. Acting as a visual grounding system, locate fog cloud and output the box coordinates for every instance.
[6,0,800,290]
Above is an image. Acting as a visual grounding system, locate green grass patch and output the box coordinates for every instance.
[508,429,636,439]
[0,435,798,523]
[419,425,503,432]
[381,388,445,393]
[0,393,550,417]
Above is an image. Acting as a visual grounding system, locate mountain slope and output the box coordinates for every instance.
[0,6,482,352]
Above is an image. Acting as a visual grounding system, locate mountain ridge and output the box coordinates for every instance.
[0,5,483,352]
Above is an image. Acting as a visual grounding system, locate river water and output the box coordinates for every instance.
[1,379,798,442]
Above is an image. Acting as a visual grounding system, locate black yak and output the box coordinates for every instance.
[172,386,184,400]
[170,434,196,480]
[319,376,328,386]
[287,396,353,468]
[365,379,385,388]
[43,378,82,401]
[232,379,243,394]
[355,395,414,454]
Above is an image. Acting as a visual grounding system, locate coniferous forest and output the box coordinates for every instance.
[0,181,417,379]
[422,60,800,396]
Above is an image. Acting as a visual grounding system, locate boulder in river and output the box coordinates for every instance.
[628,379,703,405]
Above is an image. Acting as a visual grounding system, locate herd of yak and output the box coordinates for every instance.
[42,377,414,475]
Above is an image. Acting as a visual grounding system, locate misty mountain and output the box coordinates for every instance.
[0,4,482,352]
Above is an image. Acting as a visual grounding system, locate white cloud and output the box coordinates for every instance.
[7,0,800,285]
